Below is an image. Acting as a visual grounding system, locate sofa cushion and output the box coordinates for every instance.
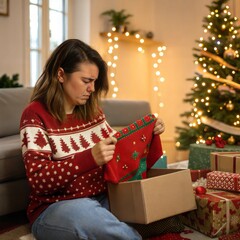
[0,179,29,215]
[101,99,151,127]
[0,134,26,182]
[0,87,32,137]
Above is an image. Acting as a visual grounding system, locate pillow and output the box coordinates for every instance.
[128,215,185,238]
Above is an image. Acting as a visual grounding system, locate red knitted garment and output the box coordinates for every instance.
[104,114,163,183]
[20,101,113,224]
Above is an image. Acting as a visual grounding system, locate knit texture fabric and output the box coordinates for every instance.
[20,101,114,224]
[104,114,163,183]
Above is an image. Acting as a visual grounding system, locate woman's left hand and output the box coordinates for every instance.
[154,118,165,135]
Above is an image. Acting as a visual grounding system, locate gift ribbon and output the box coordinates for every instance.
[234,175,239,191]
[233,157,236,173]
[214,155,218,171]
[214,154,238,173]
[207,192,230,236]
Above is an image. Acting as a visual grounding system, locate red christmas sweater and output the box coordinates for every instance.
[20,101,114,225]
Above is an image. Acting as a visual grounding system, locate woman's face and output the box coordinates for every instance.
[58,62,99,114]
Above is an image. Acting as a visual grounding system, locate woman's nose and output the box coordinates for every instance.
[87,82,95,92]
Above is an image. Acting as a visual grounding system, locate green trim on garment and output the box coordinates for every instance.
[115,114,155,141]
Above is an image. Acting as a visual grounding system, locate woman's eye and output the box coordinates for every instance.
[82,78,90,84]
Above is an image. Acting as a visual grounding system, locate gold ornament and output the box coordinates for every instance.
[224,48,236,59]
[226,101,234,111]
[227,136,235,145]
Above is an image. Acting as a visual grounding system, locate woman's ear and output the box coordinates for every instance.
[57,67,65,83]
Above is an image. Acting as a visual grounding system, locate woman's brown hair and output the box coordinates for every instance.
[31,39,109,122]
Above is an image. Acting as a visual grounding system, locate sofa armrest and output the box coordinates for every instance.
[0,87,33,137]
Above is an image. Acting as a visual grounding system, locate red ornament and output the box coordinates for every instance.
[214,136,226,148]
[205,139,212,146]
[195,186,206,195]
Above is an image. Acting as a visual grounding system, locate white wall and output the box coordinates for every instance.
[89,0,156,102]
[0,0,27,84]
[153,0,211,139]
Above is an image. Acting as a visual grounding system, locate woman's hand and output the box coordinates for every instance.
[154,118,165,135]
[91,137,117,166]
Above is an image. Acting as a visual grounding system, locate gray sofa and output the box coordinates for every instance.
[0,87,151,216]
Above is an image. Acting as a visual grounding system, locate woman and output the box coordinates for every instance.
[20,39,165,240]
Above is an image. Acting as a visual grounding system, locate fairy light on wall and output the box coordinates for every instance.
[151,45,166,116]
[105,32,119,98]
[103,29,166,112]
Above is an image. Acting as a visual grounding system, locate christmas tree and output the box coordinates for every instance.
[176,0,240,150]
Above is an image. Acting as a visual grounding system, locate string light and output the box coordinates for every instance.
[104,30,166,113]
[151,44,166,115]
[105,33,119,98]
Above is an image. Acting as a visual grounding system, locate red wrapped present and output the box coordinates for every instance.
[207,171,240,192]
[210,152,240,173]
[190,169,211,182]
[180,190,240,238]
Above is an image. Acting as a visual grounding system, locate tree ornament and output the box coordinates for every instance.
[214,135,226,148]
[227,136,235,145]
[223,48,236,59]
[195,186,206,195]
[226,101,234,111]
[226,75,233,81]
[218,84,236,95]
[205,139,213,146]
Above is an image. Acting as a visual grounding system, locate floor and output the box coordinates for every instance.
[0,210,28,234]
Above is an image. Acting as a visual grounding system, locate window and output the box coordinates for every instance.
[29,0,68,86]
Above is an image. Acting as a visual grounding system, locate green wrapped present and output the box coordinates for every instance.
[188,144,240,170]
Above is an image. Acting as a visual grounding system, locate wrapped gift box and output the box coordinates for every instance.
[180,190,240,238]
[210,152,240,173]
[188,144,240,170]
[151,154,167,169]
[190,169,211,182]
[207,171,240,192]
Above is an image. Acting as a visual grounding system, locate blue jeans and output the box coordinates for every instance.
[32,193,142,240]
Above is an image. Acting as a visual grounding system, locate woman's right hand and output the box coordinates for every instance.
[91,137,117,166]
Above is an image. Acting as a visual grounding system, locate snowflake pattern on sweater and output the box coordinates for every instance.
[20,101,115,224]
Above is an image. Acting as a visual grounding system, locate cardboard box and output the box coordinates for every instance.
[210,152,240,173]
[107,169,196,224]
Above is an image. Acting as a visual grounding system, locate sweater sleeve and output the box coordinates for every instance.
[20,106,99,196]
